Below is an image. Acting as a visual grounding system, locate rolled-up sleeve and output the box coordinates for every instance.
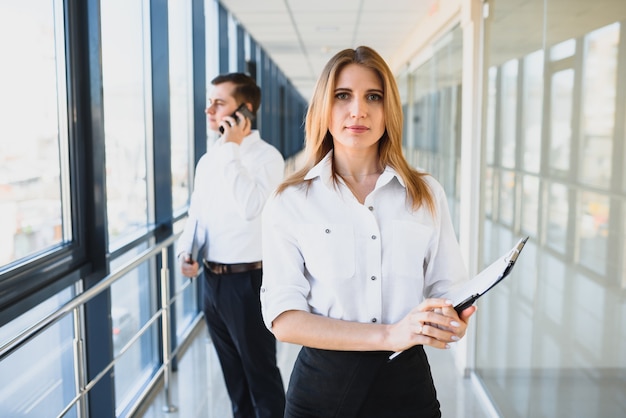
[260,192,311,330]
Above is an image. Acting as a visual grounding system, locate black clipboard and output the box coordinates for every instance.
[446,236,528,313]
[388,236,528,361]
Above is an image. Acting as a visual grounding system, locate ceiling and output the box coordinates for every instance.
[219,0,626,100]
[218,0,438,99]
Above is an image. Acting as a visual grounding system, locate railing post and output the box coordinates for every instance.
[160,247,178,413]
[73,305,88,418]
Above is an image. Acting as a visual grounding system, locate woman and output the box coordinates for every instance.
[261,46,476,417]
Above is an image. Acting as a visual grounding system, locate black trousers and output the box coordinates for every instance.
[285,345,441,418]
[202,268,285,418]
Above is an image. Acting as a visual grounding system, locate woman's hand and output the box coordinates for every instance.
[386,298,477,352]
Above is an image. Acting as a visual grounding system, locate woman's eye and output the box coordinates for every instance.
[367,93,382,101]
[335,92,349,100]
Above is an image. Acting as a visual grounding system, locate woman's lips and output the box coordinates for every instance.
[346,125,369,133]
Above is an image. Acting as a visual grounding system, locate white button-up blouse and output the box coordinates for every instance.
[261,152,468,330]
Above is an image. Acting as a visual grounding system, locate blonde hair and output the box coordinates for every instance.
[277,46,434,213]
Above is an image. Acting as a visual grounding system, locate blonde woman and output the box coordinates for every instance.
[261,46,476,417]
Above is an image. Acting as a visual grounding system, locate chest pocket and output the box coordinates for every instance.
[392,221,433,277]
[298,224,355,280]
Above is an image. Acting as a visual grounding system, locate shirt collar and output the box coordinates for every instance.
[217,129,261,148]
[303,150,406,189]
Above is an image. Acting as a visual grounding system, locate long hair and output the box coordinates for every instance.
[277,46,434,213]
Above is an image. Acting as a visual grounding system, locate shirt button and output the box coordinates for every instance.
[325,229,331,233]
[371,235,377,240]
[261,288,266,293]
[370,276,376,281]
[368,206,374,211]
[371,318,377,323]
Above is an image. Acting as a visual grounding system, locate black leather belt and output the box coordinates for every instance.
[203,260,263,275]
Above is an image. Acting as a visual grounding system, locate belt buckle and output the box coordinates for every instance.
[205,260,220,275]
[210,263,223,274]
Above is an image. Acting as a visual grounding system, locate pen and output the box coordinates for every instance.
[507,236,528,263]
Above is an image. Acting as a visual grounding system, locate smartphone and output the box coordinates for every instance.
[219,104,255,133]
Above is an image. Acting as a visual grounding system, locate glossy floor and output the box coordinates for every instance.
[133,323,493,418]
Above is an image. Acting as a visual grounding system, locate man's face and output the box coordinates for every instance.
[205,82,239,132]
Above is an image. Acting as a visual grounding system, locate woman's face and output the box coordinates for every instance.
[329,63,385,155]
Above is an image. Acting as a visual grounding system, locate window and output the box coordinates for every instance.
[522,51,544,173]
[101,0,152,247]
[521,175,540,236]
[545,182,569,253]
[169,0,194,213]
[406,24,463,231]
[548,68,574,175]
[110,244,159,414]
[579,24,618,189]
[500,60,518,169]
[576,191,609,275]
[0,287,76,417]
[0,0,70,268]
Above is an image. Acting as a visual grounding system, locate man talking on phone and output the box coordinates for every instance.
[177,72,286,418]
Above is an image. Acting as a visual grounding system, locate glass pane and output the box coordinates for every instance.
[579,23,618,189]
[0,286,74,346]
[0,0,69,267]
[522,51,543,173]
[173,219,198,342]
[0,315,76,417]
[549,69,574,174]
[521,175,539,236]
[500,60,518,168]
[572,269,605,357]
[169,0,194,213]
[576,191,609,275]
[101,0,150,245]
[479,1,626,417]
[539,252,566,325]
[499,170,515,226]
[546,182,569,253]
[110,244,159,413]
[550,39,575,61]
[485,67,497,166]
[623,203,626,290]
[408,24,463,230]
[484,167,494,219]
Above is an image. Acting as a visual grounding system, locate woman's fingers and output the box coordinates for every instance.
[459,305,477,322]
[392,298,476,351]
[417,298,454,312]
[414,299,474,345]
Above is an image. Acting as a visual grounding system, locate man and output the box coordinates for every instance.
[178,73,286,418]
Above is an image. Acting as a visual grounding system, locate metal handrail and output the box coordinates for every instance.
[0,233,180,359]
[0,231,186,417]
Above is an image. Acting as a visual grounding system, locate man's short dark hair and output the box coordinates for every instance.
[211,72,261,115]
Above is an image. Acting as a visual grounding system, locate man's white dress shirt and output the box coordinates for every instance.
[178,130,284,264]
[261,151,468,329]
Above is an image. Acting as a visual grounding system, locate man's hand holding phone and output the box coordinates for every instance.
[219,103,255,144]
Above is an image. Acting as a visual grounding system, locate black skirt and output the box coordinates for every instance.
[284,345,441,418]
